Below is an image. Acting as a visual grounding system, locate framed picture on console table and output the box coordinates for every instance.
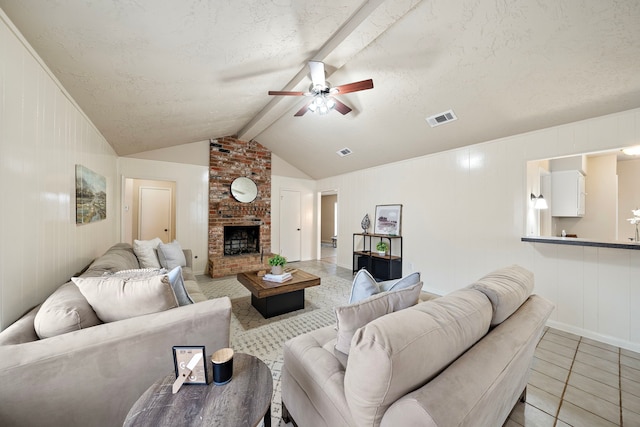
[374,204,402,235]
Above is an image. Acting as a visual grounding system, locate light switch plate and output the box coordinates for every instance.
[172,346,211,385]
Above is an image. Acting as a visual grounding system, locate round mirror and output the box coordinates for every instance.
[230,177,258,203]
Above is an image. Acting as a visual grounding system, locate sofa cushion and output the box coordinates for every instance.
[344,288,492,427]
[348,269,380,303]
[133,238,163,269]
[83,243,141,277]
[468,264,534,326]
[335,281,423,355]
[72,275,178,322]
[157,240,187,270]
[33,282,102,339]
[0,305,41,344]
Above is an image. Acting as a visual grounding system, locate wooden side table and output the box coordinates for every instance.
[124,353,273,427]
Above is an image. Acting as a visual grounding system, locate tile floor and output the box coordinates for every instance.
[506,327,640,426]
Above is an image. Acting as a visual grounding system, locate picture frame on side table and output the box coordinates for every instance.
[172,345,211,385]
[374,204,402,235]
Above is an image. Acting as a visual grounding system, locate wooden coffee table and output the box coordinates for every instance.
[124,353,272,427]
[237,269,321,318]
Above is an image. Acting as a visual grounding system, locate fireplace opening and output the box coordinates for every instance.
[224,226,260,256]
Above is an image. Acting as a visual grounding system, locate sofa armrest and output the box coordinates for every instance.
[0,297,231,427]
[182,248,193,269]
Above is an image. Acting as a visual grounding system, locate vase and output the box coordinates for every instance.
[271,265,283,275]
[361,214,371,234]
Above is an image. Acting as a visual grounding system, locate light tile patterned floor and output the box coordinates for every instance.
[199,261,640,426]
[507,328,640,426]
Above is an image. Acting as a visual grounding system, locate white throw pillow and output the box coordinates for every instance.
[72,275,178,322]
[335,281,423,355]
[157,240,187,270]
[133,238,163,268]
[348,269,380,304]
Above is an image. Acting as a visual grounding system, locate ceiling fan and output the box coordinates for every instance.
[268,61,374,116]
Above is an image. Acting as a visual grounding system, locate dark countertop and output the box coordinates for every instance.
[521,236,640,250]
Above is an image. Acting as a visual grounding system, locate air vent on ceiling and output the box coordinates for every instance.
[337,147,353,157]
[426,109,458,128]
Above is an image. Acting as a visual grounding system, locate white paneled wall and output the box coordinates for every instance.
[0,12,118,330]
[118,158,210,274]
[318,108,640,351]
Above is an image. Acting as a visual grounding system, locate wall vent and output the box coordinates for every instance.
[426,109,458,127]
[337,147,353,157]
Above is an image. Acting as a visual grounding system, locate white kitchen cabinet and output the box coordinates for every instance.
[551,170,585,217]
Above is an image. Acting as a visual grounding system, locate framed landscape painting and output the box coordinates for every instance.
[374,204,402,235]
[75,165,106,224]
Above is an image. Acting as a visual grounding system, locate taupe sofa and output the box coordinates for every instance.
[282,265,554,427]
[0,243,231,427]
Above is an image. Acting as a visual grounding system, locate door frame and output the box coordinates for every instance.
[317,188,339,261]
[121,177,177,244]
[137,185,173,241]
[279,189,302,262]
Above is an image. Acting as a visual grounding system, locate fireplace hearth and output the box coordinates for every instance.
[224,225,260,256]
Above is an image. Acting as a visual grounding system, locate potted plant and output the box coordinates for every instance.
[268,253,287,275]
[376,241,388,256]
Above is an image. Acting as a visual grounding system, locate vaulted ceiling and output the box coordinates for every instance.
[2,0,640,179]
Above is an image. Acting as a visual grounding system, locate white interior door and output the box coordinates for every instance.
[280,190,301,261]
[139,187,172,242]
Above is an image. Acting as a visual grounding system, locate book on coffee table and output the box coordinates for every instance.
[263,272,292,283]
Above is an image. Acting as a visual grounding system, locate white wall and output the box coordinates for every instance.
[318,108,640,352]
[118,158,209,273]
[0,11,119,330]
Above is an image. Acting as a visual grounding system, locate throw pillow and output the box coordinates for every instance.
[167,266,194,306]
[106,267,167,278]
[157,240,187,270]
[72,275,178,322]
[34,281,102,339]
[335,281,423,355]
[379,271,421,292]
[348,269,380,304]
[133,238,163,268]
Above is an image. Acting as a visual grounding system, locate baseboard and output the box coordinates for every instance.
[546,320,640,353]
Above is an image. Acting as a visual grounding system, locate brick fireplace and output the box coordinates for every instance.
[207,136,271,277]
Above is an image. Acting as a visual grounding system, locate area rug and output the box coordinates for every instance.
[197,269,352,426]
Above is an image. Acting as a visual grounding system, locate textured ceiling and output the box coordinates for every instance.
[2,0,640,179]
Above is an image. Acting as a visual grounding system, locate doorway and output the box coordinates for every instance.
[279,189,302,262]
[320,191,338,264]
[123,178,176,244]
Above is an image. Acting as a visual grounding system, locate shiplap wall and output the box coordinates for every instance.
[0,11,118,330]
[316,108,640,351]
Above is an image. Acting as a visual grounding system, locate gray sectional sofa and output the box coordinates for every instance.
[282,265,554,427]
[0,243,231,427]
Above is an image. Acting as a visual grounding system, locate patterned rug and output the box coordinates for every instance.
[197,267,352,426]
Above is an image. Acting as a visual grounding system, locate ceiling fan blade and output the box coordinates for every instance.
[268,90,306,96]
[332,98,352,115]
[294,99,313,116]
[308,61,326,87]
[333,79,374,94]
